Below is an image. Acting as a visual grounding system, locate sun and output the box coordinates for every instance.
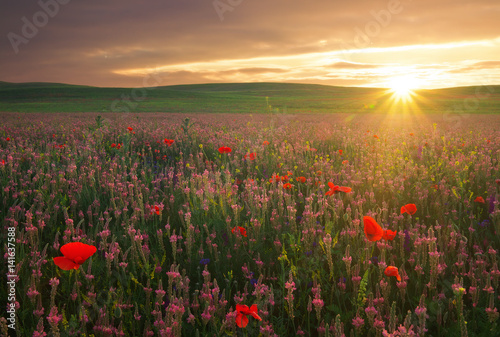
[387,76,421,102]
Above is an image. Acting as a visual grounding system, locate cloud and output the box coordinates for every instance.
[0,0,499,87]
[228,67,288,75]
[148,68,289,85]
[446,60,500,74]
[326,62,381,69]
[463,60,500,70]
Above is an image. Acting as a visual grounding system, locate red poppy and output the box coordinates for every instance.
[127,127,133,132]
[338,149,343,155]
[382,229,397,241]
[431,184,438,190]
[283,183,292,189]
[263,141,269,146]
[218,146,232,154]
[363,216,384,242]
[244,152,256,160]
[164,139,174,146]
[401,204,417,215]
[316,171,322,176]
[373,135,379,139]
[111,143,116,148]
[342,160,349,165]
[384,266,401,281]
[6,137,10,141]
[496,179,500,185]
[310,148,317,152]
[53,242,97,270]
[338,186,352,193]
[232,226,247,237]
[325,182,352,196]
[409,133,414,136]
[150,205,160,215]
[235,304,262,328]
[474,196,485,203]
[116,143,122,149]
[296,176,306,183]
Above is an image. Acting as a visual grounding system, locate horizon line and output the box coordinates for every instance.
[2,80,500,91]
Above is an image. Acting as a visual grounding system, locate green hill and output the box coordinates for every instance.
[0,81,498,113]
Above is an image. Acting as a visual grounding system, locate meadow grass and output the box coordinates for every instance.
[0,111,499,336]
[0,82,499,114]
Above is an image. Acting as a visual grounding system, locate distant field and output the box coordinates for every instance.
[0,81,499,114]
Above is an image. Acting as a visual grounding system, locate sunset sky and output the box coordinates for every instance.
[1,0,499,89]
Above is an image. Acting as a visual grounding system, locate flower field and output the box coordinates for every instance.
[1,112,499,336]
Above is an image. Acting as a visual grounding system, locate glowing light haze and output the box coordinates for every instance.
[1,0,499,88]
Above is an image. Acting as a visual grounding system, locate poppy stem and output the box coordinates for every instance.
[308,310,311,335]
